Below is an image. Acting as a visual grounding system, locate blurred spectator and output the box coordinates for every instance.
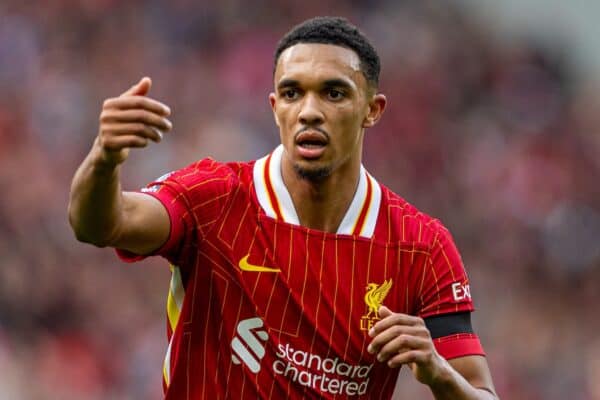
[0,1,597,398]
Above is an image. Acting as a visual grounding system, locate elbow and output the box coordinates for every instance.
[72,227,111,248]
[67,203,113,247]
[71,226,113,248]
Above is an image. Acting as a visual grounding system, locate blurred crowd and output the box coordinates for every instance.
[0,1,598,399]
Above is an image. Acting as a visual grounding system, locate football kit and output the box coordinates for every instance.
[118,145,484,399]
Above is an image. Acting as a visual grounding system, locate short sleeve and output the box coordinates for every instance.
[116,158,236,266]
[417,221,484,359]
[417,222,474,319]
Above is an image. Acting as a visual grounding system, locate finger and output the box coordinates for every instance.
[150,127,164,141]
[120,77,152,97]
[386,350,426,369]
[369,310,423,337]
[103,96,171,116]
[101,123,163,142]
[100,109,172,131]
[368,325,426,355]
[375,334,429,363]
[378,305,393,318]
[101,135,150,151]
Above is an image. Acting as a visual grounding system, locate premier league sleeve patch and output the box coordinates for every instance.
[141,171,174,193]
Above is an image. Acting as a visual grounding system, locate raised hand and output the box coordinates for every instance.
[95,77,172,166]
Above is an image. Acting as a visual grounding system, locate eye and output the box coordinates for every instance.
[327,89,345,101]
[282,89,299,100]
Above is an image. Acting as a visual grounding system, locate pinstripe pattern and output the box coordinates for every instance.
[118,152,481,399]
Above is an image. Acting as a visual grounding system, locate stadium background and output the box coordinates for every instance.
[0,1,598,398]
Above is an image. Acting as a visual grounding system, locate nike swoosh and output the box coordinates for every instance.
[238,255,280,273]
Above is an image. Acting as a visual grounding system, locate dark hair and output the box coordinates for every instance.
[274,16,380,88]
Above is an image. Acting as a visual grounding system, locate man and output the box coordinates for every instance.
[69,16,497,399]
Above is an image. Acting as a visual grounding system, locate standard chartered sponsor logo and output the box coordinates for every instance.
[273,342,373,396]
[230,317,373,395]
[231,317,269,373]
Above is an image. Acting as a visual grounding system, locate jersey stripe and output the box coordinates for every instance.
[351,171,372,235]
[163,264,185,389]
[360,173,382,237]
[163,335,175,387]
[167,265,184,330]
[267,146,300,224]
[338,169,382,238]
[253,154,277,219]
[263,153,283,220]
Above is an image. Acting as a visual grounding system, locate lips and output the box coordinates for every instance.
[295,130,328,159]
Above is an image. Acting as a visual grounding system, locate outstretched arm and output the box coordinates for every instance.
[68,77,173,255]
[368,306,498,400]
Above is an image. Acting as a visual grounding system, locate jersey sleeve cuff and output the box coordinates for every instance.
[433,333,485,360]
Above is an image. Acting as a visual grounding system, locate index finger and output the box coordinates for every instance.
[369,312,423,337]
[104,96,171,116]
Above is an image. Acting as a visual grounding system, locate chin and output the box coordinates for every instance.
[293,162,332,182]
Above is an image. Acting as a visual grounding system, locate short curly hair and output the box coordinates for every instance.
[274,16,381,88]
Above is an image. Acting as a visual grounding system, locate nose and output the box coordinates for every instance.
[298,94,324,126]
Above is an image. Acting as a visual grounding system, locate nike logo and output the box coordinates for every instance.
[238,255,280,273]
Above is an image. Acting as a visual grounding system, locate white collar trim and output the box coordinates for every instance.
[253,145,381,238]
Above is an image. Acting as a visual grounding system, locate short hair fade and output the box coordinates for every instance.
[274,16,381,88]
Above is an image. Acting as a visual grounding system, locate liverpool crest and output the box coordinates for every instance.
[360,279,393,331]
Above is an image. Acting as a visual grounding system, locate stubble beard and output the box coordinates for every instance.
[293,163,332,182]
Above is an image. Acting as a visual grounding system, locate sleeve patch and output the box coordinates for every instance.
[141,171,174,193]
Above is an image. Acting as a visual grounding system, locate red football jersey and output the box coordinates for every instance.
[118,145,483,399]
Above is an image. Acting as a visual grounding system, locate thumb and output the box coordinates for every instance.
[120,77,152,97]
[378,305,393,318]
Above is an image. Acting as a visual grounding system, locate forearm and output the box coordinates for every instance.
[68,141,124,246]
[429,359,498,400]
[69,77,173,251]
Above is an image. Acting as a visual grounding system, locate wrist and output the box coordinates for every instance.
[89,138,122,174]
[424,355,454,389]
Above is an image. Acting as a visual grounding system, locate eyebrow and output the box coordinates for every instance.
[322,79,354,90]
[277,79,299,90]
[277,78,355,91]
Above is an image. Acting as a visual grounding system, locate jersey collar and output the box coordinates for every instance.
[253,145,381,238]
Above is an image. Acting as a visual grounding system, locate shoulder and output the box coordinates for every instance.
[378,184,452,248]
[147,158,255,194]
[137,159,259,220]
[176,158,250,183]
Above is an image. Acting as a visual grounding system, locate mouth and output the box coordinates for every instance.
[295,129,328,159]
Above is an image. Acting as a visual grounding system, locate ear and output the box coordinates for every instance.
[362,93,387,128]
[269,92,280,126]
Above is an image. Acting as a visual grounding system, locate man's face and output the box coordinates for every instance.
[270,43,383,181]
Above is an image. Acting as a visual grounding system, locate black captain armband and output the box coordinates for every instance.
[424,312,474,339]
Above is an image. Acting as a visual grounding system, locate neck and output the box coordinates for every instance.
[281,159,361,233]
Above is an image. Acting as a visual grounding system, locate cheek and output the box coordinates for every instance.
[337,104,365,129]
[275,105,295,126]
